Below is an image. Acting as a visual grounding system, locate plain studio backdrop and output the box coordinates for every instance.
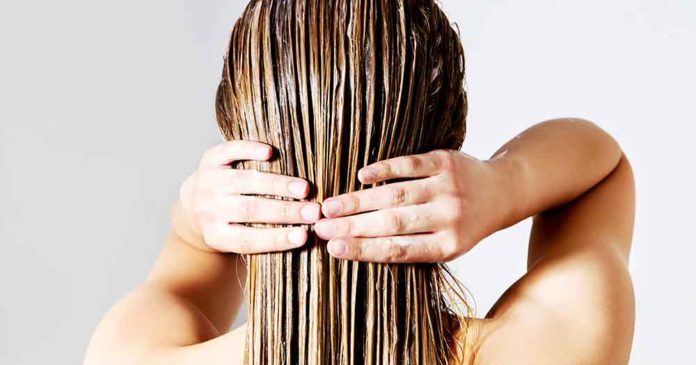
[1,0,694,364]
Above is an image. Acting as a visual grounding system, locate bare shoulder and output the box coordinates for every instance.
[465,155,636,364]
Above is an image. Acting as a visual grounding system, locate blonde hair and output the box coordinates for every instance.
[215,0,472,363]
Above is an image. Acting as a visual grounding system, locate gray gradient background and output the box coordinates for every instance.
[1,0,695,364]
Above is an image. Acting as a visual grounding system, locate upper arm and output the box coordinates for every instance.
[478,154,636,364]
[85,231,248,365]
[527,153,635,266]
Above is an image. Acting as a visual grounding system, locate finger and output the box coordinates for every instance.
[203,221,309,253]
[321,179,433,218]
[207,169,310,199]
[358,149,452,184]
[315,203,439,240]
[221,196,321,224]
[201,140,273,169]
[326,233,451,263]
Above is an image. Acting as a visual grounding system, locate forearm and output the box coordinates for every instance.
[491,118,624,227]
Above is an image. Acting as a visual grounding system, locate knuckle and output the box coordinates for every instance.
[402,155,422,172]
[451,182,465,196]
[451,209,465,226]
[382,212,403,233]
[423,154,441,172]
[354,239,365,261]
[439,236,460,261]
[220,140,238,155]
[344,193,361,214]
[415,179,433,202]
[213,142,229,159]
[415,206,435,225]
[343,218,355,236]
[445,199,465,223]
[436,150,455,169]
[279,201,296,220]
[374,162,391,177]
[215,141,228,153]
[439,171,461,195]
[390,185,408,205]
[386,241,408,262]
[201,146,218,164]
[430,149,450,160]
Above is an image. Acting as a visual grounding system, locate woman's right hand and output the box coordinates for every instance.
[174,140,321,254]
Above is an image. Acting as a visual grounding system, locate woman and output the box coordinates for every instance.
[84,0,635,364]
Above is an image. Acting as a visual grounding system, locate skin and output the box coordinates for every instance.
[84,118,635,365]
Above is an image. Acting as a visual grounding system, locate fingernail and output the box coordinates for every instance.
[288,229,307,246]
[314,220,336,239]
[323,199,341,216]
[288,181,308,198]
[358,167,376,182]
[328,239,348,257]
[301,204,320,222]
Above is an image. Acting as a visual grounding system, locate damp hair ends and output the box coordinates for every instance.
[214,0,473,364]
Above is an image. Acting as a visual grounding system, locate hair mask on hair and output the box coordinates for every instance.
[215,1,471,364]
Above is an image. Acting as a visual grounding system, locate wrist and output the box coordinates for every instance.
[488,152,530,229]
[170,200,209,251]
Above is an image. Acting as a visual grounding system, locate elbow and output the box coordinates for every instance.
[542,116,625,170]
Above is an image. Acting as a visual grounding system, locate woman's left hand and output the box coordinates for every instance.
[315,149,512,263]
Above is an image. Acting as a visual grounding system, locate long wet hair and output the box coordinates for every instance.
[215,0,471,364]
